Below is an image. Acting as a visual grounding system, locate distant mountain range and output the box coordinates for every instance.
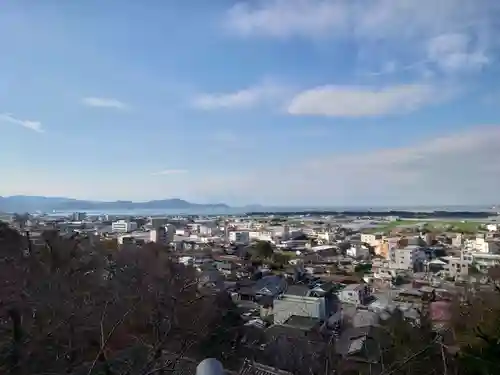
[0,195,230,213]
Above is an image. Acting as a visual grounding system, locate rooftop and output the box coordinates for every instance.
[238,360,292,375]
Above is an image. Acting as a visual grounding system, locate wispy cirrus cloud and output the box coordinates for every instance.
[81,97,129,110]
[426,33,489,73]
[0,113,44,133]
[151,169,188,176]
[225,0,499,76]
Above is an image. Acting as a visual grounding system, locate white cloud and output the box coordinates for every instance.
[0,113,44,133]
[208,126,500,206]
[151,169,188,176]
[226,0,497,40]
[225,0,498,76]
[192,83,287,110]
[82,97,128,110]
[226,0,349,39]
[3,126,500,206]
[427,33,489,73]
[287,84,448,117]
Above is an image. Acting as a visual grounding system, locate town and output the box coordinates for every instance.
[2,210,500,374]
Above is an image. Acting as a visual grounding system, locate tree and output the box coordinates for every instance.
[252,240,274,259]
[0,226,243,375]
[271,252,289,267]
[12,212,29,230]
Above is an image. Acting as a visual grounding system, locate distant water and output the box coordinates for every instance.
[49,207,248,217]
[48,204,497,217]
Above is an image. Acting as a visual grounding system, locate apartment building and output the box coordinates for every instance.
[229,230,250,245]
[388,245,427,271]
[150,224,175,244]
[150,217,169,229]
[249,230,274,242]
[111,219,138,233]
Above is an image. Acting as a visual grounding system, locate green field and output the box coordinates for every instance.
[365,219,486,234]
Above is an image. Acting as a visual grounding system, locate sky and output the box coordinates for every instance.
[1,0,500,207]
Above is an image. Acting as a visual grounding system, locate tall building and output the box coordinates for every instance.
[111,220,138,233]
[228,231,250,245]
[150,224,175,244]
[150,217,169,228]
[71,212,86,221]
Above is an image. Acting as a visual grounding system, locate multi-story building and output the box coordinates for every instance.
[150,217,169,229]
[360,233,383,247]
[374,237,399,258]
[249,230,274,242]
[111,219,138,233]
[338,284,372,306]
[228,230,250,245]
[452,234,464,248]
[471,253,500,272]
[389,245,427,271]
[71,212,86,221]
[473,235,489,253]
[346,244,370,258]
[149,224,175,245]
[442,256,469,279]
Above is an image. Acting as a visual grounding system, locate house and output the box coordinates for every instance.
[198,269,224,290]
[273,286,330,324]
[214,260,237,276]
[335,326,385,365]
[309,281,340,297]
[338,284,372,306]
[238,360,292,375]
[253,275,287,298]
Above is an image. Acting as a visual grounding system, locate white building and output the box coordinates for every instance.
[471,252,500,272]
[249,230,274,242]
[346,244,370,258]
[338,284,372,306]
[117,235,134,245]
[473,235,489,253]
[388,245,426,270]
[317,232,336,244]
[178,256,194,266]
[111,220,138,233]
[273,293,327,325]
[487,224,498,232]
[228,231,250,245]
[71,212,86,221]
[360,233,383,247]
[442,256,469,278]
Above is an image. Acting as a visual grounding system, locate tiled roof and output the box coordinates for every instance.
[238,360,292,375]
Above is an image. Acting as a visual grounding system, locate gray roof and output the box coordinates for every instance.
[285,284,310,297]
[254,275,287,295]
[238,360,292,375]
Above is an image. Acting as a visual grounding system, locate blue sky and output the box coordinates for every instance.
[1,0,500,206]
